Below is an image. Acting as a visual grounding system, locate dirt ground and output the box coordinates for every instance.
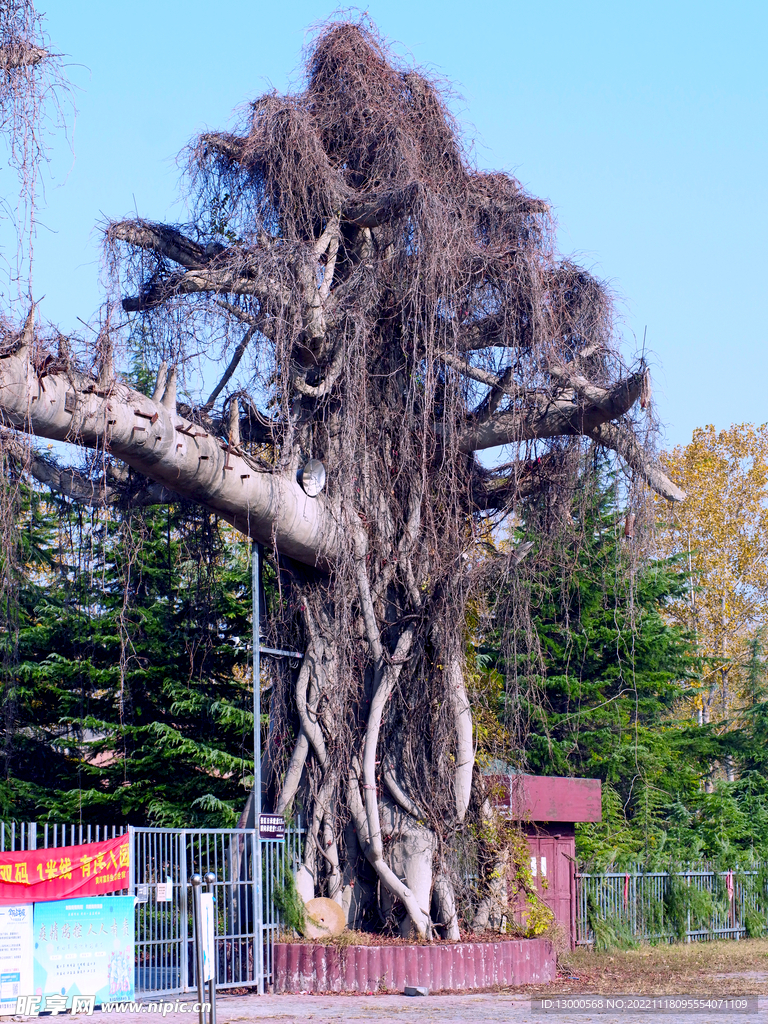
[531,937,768,995]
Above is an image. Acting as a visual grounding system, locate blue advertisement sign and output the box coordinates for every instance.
[33,896,134,1007]
[0,905,33,1015]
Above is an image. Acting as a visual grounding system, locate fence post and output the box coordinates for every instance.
[250,829,263,995]
[191,875,206,1024]
[181,832,189,994]
[686,867,691,943]
[127,826,135,895]
[204,872,217,1024]
[251,543,264,996]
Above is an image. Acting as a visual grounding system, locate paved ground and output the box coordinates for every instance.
[62,991,767,1024]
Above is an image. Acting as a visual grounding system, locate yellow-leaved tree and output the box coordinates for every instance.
[656,424,768,766]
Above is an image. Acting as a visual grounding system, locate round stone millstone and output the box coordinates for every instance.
[302,896,346,938]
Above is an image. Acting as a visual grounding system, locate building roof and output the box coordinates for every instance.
[487,774,602,823]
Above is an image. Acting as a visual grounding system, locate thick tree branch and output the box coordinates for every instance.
[445,652,473,823]
[439,350,517,395]
[109,221,212,269]
[27,456,176,508]
[0,349,341,565]
[458,371,644,451]
[275,732,309,816]
[199,132,247,164]
[0,43,48,71]
[121,266,290,313]
[586,420,687,502]
[458,370,682,500]
[111,219,292,314]
[382,759,425,820]
[1,429,175,508]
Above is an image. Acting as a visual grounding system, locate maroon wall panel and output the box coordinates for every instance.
[272,939,555,994]
[488,774,602,822]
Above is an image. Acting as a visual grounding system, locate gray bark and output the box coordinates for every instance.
[0,346,341,566]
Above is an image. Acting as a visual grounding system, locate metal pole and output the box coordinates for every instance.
[127,826,134,894]
[252,542,264,994]
[204,873,217,1024]
[252,541,262,830]
[190,874,205,1024]
[180,832,189,994]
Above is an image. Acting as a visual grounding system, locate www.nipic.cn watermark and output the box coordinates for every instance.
[14,996,212,1016]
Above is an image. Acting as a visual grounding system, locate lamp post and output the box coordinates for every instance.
[251,542,264,994]
[251,541,302,994]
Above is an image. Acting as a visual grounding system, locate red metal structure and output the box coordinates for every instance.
[488,774,602,947]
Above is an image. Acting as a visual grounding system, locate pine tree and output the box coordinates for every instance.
[477,475,714,864]
[2,495,259,826]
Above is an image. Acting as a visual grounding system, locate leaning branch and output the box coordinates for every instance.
[459,370,683,501]
[121,267,290,313]
[110,219,292,314]
[586,421,686,502]
[27,457,176,508]
[458,371,645,451]
[0,43,48,71]
[0,347,341,566]
[205,326,256,408]
[109,221,211,269]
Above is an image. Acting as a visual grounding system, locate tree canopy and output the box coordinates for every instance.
[658,424,768,729]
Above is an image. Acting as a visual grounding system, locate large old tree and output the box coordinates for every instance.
[0,19,683,936]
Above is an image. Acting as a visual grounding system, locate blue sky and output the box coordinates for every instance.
[17,0,768,449]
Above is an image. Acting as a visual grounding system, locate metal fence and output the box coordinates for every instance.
[0,818,304,996]
[0,820,127,852]
[131,824,303,997]
[575,864,768,945]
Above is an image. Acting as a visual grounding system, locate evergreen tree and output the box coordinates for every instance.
[2,493,258,826]
[476,476,722,864]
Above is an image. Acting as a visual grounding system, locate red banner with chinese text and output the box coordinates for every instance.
[0,833,129,904]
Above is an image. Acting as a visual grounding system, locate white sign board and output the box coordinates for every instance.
[156,877,173,903]
[258,814,285,840]
[200,893,215,983]
[0,905,33,1016]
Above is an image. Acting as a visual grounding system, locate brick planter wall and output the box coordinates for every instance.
[272,938,554,993]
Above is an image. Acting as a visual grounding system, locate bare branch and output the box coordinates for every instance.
[382,760,425,819]
[458,371,645,452]
[586,420,686,502]
[1,430,178,508]
[199,131,247,164]
[109,220,211,269]
[111,219,292,314]
[318,220,339,302]
[151,361,168,402]
[121,265,290,313]
[28,457,177,507]
[205,327,256,408]
[439,350,516,394]
[0,42,48,71]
